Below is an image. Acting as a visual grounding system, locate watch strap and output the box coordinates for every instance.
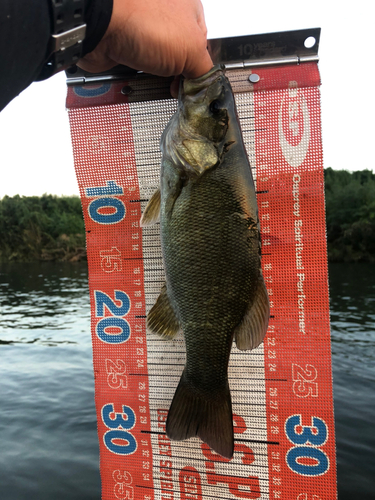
[36,0,86,81]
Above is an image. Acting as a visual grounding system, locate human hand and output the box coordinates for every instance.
[77,0,213,81]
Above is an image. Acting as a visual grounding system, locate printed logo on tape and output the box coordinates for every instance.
[278,87,310,167]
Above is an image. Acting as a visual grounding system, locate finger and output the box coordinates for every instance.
[77,51,117,73]
[170,76,181,98]
[195,1,208,37]
[77,59,116,73]
[182,48,213,79]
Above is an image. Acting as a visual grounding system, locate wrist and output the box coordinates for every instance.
[82,0,113,57]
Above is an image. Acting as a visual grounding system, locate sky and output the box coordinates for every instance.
[0,0,374,198]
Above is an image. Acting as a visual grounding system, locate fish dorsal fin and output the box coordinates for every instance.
[181,139,219,174]
[147,284,180,339]
[140,188,161,227]
[234,276,270,351]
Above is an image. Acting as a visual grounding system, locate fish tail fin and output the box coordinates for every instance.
[166,370,234,459]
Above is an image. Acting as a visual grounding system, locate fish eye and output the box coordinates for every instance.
[209,100,221,114]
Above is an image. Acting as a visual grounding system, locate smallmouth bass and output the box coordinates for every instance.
[141,65,269,458]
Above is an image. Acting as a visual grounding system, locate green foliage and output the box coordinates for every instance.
[0,195,86,262]
[324,168,375,262]
[1,171,374,262]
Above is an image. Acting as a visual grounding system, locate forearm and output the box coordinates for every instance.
[0,0,113,112]
[0,0,50,111]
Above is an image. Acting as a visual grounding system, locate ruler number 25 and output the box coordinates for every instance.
[292,363,318,398]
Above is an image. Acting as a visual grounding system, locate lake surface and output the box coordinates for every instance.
[0,262,100,500]
[329,263,375,499]
[0,261,374,499]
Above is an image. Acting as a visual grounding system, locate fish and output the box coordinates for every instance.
[140,65,269,459]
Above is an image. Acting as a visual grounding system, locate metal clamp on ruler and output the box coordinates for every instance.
[66,28,320,86]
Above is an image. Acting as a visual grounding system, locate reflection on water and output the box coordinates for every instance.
[1,262,91,343]
[0,261,374,499]
[0,262,100,500]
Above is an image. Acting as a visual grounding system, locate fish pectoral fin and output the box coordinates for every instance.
[182,139,219,174]
[140,188,161,227]
[147,284,180,339]
[234,276,270,351]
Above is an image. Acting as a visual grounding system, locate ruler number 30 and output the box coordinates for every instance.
[285,415,329,477]
[101,403,137,455]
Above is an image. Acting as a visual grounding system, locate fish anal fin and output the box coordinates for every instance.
[234,276,270,351]
[140,188,161,227]
[147,284,180,339]
[166,371,234,459]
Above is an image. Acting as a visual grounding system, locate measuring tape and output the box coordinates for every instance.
[67,61,336,500]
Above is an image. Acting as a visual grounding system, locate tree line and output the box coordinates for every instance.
[0,169,374,262]
[324,168,375,262]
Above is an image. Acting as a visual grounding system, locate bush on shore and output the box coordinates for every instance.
[0,194,86,262]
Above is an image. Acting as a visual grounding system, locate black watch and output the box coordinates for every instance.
[36,0,86,81]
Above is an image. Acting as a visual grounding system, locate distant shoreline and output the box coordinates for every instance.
[1,169,374,263]
[0,194,86,263]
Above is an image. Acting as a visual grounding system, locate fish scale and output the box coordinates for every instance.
[163,141,259,390]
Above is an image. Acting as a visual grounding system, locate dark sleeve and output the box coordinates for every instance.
[0,0,113,112]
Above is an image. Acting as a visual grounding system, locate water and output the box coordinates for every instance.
[329,263,375,499]
[0,262,100,500]
[0,261,374,499]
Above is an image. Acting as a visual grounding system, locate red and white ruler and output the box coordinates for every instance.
[67,61,337,500]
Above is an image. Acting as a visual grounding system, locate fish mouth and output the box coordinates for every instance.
[183,65,224,96]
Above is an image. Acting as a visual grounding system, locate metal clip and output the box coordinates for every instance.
[52,24,86,52]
